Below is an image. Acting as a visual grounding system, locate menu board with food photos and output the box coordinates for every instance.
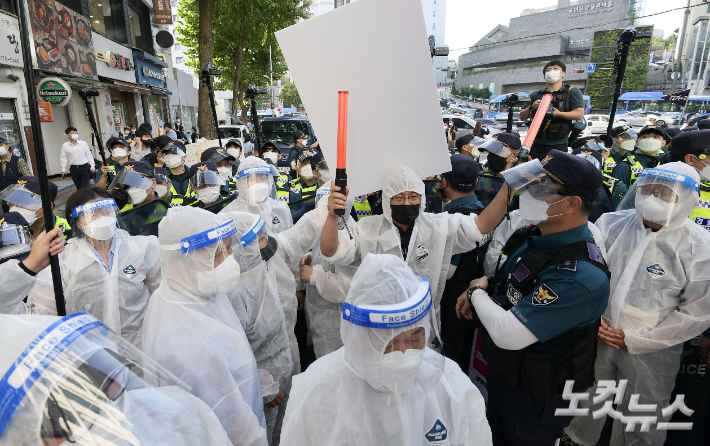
[29,0,97,80]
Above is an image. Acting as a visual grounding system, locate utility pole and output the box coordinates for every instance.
[672,0,692,93]
[270,45,274,118]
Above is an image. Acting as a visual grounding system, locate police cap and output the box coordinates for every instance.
[189,162,219,179]
[122,161,155,178]
[638,125,665,138]
[201,147,235,164]
[541,149,603,201]
[492,132,521,151]
[455,134,475,150]
[442,154,480,188]
[669,129,710,159]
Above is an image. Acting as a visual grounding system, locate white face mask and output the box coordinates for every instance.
[544,69,562,84]
[519,191,570,222]
[217,166,232,182]
[290,160,297,170]
[619,139,636,153]
[10,206,39,225]
[637,138,662,154]
[227,148,241,159]
[263,152,279,165]
[478,152,488,164]
[380,348,424,394]
[155,184,169,198]
[71,134,79,141]
[197,254,241,297]
[82,216,117,241]
[112,148,127,159]
[127,186,149,205]
[247,182,271,204]
[299,164,315,180]
[164,154,183,169]
[696,158,710,182]
[196,186,220,204]
[636,194,672,224]
[0,146,7,156]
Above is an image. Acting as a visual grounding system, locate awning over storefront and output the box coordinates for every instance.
[36,70,115,90]
[99,77,152,94]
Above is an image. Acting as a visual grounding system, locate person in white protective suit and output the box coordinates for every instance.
[0,211,64,315]
[565,162,710,446]
[61,187,161,349]
[142,206,267,446]
[0,313,232,446]
[222,211,293,444]
[299,184,358,358]
[280,253,493,445]
[320,164,516,325]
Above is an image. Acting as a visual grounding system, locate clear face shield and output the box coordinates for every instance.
[502,160,573,222]
[613,127,638,154]
[69,198,127,250]
[574,151,601,170]
[478,138,515,160]
[161,217,250,298]
[0,184,43,225]
[109,169,154,193]
[236,166,274,206]
[0,313,197,446]
[341,277,445,396]
[313,158,331,184]
[617,168,700,229]
[237,215,278,264]
[0,219,31,263]
[154,173,171,200]
[190,169,225,205]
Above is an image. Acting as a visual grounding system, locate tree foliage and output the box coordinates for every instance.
[279,83,301,108]
[176,0,310,128]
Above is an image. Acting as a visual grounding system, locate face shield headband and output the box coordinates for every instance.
[236,166,274,180]
[0,312,104,437]
[638,168,700,193]
[70,198,117,219]
[239,216,266,248]
[160,218,237,254]
[342,277,432,330]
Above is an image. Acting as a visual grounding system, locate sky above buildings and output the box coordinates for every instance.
[445,0,685,61]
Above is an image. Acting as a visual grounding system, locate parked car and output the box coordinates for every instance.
[258,117,316,174]
[616,110,679,128]
[218,124,250,144]
[585,114,623,134]
[493,112,522,123]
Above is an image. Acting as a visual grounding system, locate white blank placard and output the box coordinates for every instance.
[276,0,451,197]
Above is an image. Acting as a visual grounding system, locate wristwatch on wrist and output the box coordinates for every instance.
[467,286,485,306]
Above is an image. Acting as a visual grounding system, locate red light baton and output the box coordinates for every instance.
[335,91,348,216]
[520,94,553,159]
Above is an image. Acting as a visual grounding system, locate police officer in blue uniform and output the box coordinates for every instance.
[456,150,611,446]
[201,146,237,195]
[437,154,488,373]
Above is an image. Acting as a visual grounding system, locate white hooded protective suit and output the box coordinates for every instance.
[304,184,358,358]
[565,163,710,446]
[0,313,232,446]
[323,166,489,324]
[141,207,267,446]
[280,253,493,446]
[222,156,294,235]
[0,259,36,314]
[60,230,161,349]
[223,211,293,442]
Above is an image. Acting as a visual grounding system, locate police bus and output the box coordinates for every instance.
[487,93,591,118]
[613,91,710,120]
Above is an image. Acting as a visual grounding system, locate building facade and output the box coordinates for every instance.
[457,0,633,98]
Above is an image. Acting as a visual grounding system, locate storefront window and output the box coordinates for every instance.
[128,7,144,50]
[146,95,166,136]
[0,100,27,160]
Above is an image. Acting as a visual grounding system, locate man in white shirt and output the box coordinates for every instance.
[60,126,95,190]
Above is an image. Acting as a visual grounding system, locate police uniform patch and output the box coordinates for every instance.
[586,241,605,264]
[272,216,281,226]
[424,419,448,445]
[507,283,522,305]
[558,260,578,272]
[532,283,558,306]
[416,244,430,262]
[694,216,710,231]
[123,264,136,276]
[646,263,666,279]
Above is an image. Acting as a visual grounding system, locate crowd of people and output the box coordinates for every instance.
[0,60,709,446]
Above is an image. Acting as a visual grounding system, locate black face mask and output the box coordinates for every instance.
[260,236,278,262]
[486,153,508,172]
[390,204,420,226]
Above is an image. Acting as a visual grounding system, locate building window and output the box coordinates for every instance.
[128,7,145,50]
[176,57,183,64]
[433,23,435,30]
[89,0,129,43]
[433,11,435,17]
[174,43,181,51]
